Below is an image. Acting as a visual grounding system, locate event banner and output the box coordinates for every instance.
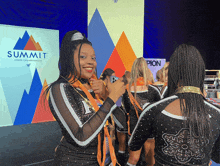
[0,24,59,127]
[145,58,166,81]
[88,0,144,77]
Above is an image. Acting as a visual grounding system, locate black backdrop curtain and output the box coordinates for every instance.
[0,0,88,47]
[144,0,220,69]
[1,0,219,68]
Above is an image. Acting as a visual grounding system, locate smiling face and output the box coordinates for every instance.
[74,43,97,79]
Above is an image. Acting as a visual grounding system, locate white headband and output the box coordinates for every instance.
[71,32,84,41]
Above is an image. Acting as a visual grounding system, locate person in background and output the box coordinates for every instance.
[124,71,131,83]
[154,62,169,98]
[116,70,131,166]
[128,44,220,165]
[154,69,164,89]
[124,57,161,166]
[160,62,169,98]
[100,68,115,86]
[98,68,115,101]
[214,77,220,89]
[148,69,155,85]
[45,30,127,166]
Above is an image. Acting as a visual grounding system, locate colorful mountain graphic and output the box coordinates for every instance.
[102,31,137,77]
[103,48,126,77]
[115,32,137,72]
[88,9,115,77]
[14,69,43,125]
[88,9,137,77]
[14,31,43,51]
[32,80,55,123]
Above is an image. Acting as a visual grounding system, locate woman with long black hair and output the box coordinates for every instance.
[45,30,127,166]
[128,44,220,165]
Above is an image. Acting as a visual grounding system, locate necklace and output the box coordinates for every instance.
[176,86,203,95]
[74,89,95,111]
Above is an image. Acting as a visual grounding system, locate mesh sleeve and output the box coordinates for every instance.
[49,83,116,147]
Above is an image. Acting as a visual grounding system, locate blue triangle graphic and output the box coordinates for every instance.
[14,31,30,50]
[13,90,29,125]
[14,69,43,125]
[0,63,32,123]
[88,9,115,77]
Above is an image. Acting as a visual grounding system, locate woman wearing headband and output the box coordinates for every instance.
[45,30,127,166]
[128,44,220,165]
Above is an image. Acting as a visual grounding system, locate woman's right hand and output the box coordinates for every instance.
[107,78,126,103]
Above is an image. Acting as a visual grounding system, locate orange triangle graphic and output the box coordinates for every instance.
[115,32,137,71]
[24,36,37,51]
[32,80,55,123]
[30,35,43,51]
[103,48,126,77]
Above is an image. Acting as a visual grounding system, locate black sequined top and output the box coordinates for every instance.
[161,85,168,99]
[122,84,161,133]
[48,79,126,165]
[128,95,220,165]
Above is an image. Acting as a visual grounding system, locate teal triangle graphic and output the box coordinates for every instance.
[0,59,32,123]
[88,9,115,77]
[0,80,13,127]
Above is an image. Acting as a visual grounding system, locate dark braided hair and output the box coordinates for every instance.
[59,30,92,82]
[44,30,93,97]
[100,68,115,80]
[168,44,211,141]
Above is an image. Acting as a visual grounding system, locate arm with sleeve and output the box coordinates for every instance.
[49,83,117,147]
[128,106,156,151]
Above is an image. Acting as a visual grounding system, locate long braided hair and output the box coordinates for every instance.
[168,44,211,141]
[45,30,93,96]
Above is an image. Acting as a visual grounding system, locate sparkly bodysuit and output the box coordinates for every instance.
[49,79,126,166]
[128,95,220,165]
[122,84,161,133]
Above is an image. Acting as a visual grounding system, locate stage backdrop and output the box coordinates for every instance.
[0,24,59,127]
[143,0,220,70]
[88,0,145,77]
[145,58,166,82]
[0,0,88,128]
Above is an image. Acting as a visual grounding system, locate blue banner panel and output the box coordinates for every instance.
[88,9,115,77]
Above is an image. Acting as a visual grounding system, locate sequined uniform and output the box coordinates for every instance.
[128,95,220,165]
[122,84,161,133]
[49,79,126,166]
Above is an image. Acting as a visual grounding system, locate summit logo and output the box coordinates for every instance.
[14,31,42,51]
[8,31,47,59]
